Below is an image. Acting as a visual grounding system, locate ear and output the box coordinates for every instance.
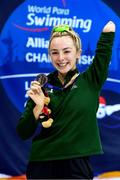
[76,49,82,59]
[76,49,82,63]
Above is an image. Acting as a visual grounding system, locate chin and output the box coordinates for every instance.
[59,70,69,75]
[59,68,71,74]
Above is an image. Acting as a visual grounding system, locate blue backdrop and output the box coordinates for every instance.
[0,0,120,178]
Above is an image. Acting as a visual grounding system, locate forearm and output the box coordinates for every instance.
[16,99,39,140]
[85,32,115,90]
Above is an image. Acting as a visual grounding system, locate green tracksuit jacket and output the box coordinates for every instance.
[17,32,115,161]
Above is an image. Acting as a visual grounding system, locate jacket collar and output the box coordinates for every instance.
[48,68,79,87]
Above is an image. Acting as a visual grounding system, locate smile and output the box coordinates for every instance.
[57,62,68,67]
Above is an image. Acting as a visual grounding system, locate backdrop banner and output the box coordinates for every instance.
[0,0,120,178]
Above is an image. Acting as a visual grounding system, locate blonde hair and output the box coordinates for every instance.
[48,25,82,53]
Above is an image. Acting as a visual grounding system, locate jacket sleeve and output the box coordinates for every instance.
[16,98,39,140]
[84,32,115,90]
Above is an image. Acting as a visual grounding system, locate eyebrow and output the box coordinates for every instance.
[50,47,72,52]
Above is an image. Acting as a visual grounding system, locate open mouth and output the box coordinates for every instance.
[57,62,69,68]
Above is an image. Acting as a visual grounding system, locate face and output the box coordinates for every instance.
[49,36,80,76]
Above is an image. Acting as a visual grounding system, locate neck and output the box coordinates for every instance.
[58,68,77,84]
[58,73,66,84]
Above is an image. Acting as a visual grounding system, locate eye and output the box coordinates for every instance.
[64,50,71,54]
[51,51,59,55]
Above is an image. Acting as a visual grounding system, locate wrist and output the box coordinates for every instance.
[33,105,43,120]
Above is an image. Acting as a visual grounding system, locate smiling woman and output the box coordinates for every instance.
[50,38,80,79]
[17,22,116,179]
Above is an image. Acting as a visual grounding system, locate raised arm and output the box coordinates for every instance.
[84,21,116,90]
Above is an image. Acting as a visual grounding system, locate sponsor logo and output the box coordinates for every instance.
[97,93,120,120]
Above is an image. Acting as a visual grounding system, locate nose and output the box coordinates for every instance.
[58,52,64,61]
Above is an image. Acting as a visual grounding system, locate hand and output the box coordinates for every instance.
[27,80,45,105]
[27,81,45,119]
[103,21,116,32]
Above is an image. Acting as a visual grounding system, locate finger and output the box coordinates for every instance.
[27,89,34,96]
[30,84,42,94]
[31,81,40,86]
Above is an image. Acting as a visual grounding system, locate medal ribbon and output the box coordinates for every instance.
[44,73,79,91]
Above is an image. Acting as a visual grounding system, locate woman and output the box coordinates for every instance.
[17,21,115,179]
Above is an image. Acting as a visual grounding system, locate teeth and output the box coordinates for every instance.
[58,63,67,67]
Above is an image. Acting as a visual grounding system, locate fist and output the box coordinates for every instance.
[103,21,116,32]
